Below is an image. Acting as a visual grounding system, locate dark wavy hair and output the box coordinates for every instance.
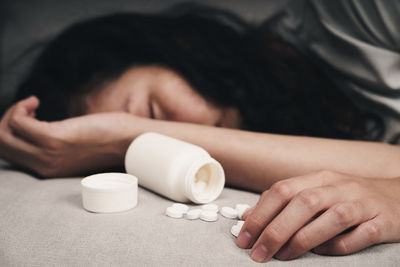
[15,3,383,140]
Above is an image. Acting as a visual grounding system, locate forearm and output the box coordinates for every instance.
[10,101,398,185]
[119,116,400,192]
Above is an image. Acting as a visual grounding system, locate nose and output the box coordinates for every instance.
[126,95,149,118]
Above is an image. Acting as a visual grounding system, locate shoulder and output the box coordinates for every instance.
[272,0,400,51]
[269,0,400,94]
[270,0,400,141]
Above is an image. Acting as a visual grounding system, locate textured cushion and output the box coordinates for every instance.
[1,161,400,266]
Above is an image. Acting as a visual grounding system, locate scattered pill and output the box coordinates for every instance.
[165,201,248,238]
[231,225,240,237]
[200,210,218,222]
[230,220,245,237]
[185,209,202,220]
[172,203,189,214]
[220,207,238,219]
[235,204,251,219]
[166,206,184,218]
[236,220,245,228]
[235,203,250,211]
[202,203,219,213]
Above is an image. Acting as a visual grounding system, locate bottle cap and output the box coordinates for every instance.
[81,173,138,213]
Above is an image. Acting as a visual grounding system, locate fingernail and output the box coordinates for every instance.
[251,244,268,262]
[276,247,294,260]
[237,231,252,248]
[313,246,326,255]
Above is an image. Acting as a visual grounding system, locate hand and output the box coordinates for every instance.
[237,170,400,262]
[0,96,140,177]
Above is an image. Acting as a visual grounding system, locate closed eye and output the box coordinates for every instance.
[149,100,155,119]
[124,98,130,113]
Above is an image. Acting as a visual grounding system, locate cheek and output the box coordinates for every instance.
[85,92,126,113]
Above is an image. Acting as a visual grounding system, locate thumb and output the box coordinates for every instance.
[9,96,49,143]
[1,96,40,130]
[17,95,40,117]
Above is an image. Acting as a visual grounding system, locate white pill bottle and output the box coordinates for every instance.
[125,132,225,204]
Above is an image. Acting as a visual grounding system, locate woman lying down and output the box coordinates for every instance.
[1,3,400,263]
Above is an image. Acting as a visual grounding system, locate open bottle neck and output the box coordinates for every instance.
[184,156,225,204]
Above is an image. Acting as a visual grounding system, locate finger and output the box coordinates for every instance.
[250,185,347,262]
[237,170,337,250]
[313,218,384,256]
[15,95,40,115]
[10,115,52,146]
[8,99,56,147]
[276,198,379,260]
[242,190,269,221]
[0,130,43,168]
[0,96,42,156]
[29,110,36,117]
[6,96,41,137]
[11,95,40,121]
[6,96,40,122]
[242,206,255,220]
[0,96,54,174]
[0,103,16,130]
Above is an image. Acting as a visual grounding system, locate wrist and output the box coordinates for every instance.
[108,113,154,164]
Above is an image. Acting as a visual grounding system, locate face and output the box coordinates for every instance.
[83,65,241,128]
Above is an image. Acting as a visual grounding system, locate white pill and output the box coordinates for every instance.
[200,210,218,222]
[166,206,184,219]
[230,220,245,237]
[231,225,240,237]
[235,204,251,219]
[171,203,189,214]
[202,203,219,213]
[185,209,202,220]
[220,207,238,219]
[236,220,245,228]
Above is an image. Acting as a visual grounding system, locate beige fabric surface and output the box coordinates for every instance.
[1,161,400,266]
